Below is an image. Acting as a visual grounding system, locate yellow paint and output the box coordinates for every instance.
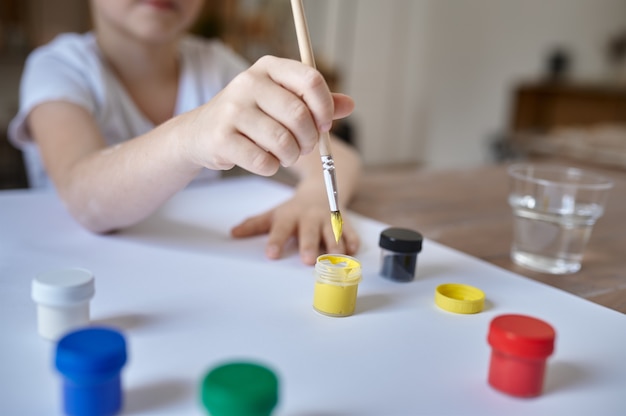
[313,282,358,317]
[317,253,359,268]
[313,254,361,317]
[330,211,343,243]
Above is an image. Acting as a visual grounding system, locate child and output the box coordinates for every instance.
[8,0,362,265]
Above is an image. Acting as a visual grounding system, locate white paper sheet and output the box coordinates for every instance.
[1,176,624,415]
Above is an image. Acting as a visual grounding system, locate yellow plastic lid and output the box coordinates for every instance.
[435,283,485,314]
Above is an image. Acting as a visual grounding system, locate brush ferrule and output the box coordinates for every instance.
[321,155,339,212]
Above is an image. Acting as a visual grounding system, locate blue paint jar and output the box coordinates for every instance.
[55,327,127,416]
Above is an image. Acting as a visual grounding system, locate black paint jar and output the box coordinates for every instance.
[379,227,423,282]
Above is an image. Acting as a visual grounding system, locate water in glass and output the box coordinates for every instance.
[509,194,604,274]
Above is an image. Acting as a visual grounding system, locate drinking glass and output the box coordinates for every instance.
[507,164,613,274]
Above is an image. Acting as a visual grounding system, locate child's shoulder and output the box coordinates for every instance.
[27,32,99,68]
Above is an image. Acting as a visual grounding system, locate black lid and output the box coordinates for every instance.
[379,227,423,253]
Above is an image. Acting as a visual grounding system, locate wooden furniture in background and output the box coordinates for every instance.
[506,82,626,170]
[511,81,626,133]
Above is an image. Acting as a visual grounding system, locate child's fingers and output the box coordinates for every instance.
[266,214,298,261]
[219,132,281,176]
[252,56,335,133]
[340,220,360,255]
[235,108,301,167]
[231,211,272,238]
[297,217,322,266]
[237,73,318,157]
[332,93,355,120]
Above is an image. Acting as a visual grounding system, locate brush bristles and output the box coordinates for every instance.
[330,211,343,243]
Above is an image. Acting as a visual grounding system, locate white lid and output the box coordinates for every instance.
[32,268,95,307]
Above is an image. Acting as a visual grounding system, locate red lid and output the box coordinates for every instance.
[488,314,556,359]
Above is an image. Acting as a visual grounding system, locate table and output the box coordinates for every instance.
[351,160,626,313]
[1,175,625,415]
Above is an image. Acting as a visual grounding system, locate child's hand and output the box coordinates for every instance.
[180,56,353,176]
[231,195,360,265]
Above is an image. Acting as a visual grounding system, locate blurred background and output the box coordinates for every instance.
[1,0,626,189]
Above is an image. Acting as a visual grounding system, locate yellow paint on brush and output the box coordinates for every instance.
[313,254,361,317]
[330,211,343,243]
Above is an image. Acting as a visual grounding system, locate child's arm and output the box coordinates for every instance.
[29,101,201,232]
[27,56,354,236]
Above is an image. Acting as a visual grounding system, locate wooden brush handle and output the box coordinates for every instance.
[291,0,316,68]
[290,0,333,157]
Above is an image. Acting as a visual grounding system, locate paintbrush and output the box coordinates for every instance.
[290,0,343,243]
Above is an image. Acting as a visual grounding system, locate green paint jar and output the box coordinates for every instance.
[201,361,279,416]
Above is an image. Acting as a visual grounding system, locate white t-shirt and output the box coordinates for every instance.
[8,32,249,188]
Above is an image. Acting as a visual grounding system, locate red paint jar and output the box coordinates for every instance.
[487,314,556,398]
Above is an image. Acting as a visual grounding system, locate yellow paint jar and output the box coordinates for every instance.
[313,254,362,317]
